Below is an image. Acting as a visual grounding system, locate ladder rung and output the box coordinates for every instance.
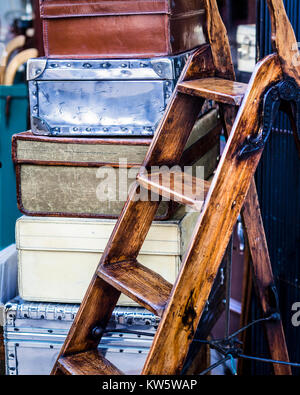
[137,170,211,211]
[98,260,172,317]
[177,78,248,105]
[57,350,124,375]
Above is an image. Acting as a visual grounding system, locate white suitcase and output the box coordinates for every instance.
[16,214,199,305]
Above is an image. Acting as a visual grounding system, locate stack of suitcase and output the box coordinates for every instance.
[4,0,221,375]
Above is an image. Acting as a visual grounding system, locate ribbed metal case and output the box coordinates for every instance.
[27,53,192,137]
[4,298,158,375]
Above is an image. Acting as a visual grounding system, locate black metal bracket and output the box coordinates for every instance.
[238,78,300,159]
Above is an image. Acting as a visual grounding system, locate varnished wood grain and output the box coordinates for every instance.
[137,170,210,211]
[58,350,123,375]
[98,260,172,317]
[220,80,291,374]
[241,179,292,375]
[51,274,121,374]
[141,46,213,168]
[181,45,215,82]
[99,47,214,266]
[142,54,283,375]
[51,45,220,376]
[267,0,300,83]
[221,104,291,374]
[186,343,211,375]
[178,78,248,106]
[217,2,292,370]
[101,183,161,265]
[183,259,227,374]
[52,0,299,376]
[203,0,235,79]
[142,93,204,167]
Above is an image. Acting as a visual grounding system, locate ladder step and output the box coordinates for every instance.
[177,78,248,105]
[98,260,172,317]
[57,350,124,375]
[137,170,211,211]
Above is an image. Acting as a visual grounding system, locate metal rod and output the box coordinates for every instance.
[192,315,274,347]
[239,354,300,368]
[225,235,233,339]
[226,314,274,341]
[199,356,231,376]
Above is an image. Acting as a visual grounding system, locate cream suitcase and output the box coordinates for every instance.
[16,214,198,305]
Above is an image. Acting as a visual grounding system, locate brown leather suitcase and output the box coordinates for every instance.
[40,0,206,58]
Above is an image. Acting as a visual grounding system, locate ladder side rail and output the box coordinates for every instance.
[266,0,300,83]
[142,54,283,375]
[203,0,235,79]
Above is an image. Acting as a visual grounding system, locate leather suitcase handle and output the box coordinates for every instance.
[4,48,38,86]
[0,35,26,84]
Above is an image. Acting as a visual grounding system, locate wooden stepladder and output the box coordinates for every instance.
[52,0,300,375]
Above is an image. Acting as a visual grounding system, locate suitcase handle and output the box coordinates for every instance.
[4,48,38,86]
